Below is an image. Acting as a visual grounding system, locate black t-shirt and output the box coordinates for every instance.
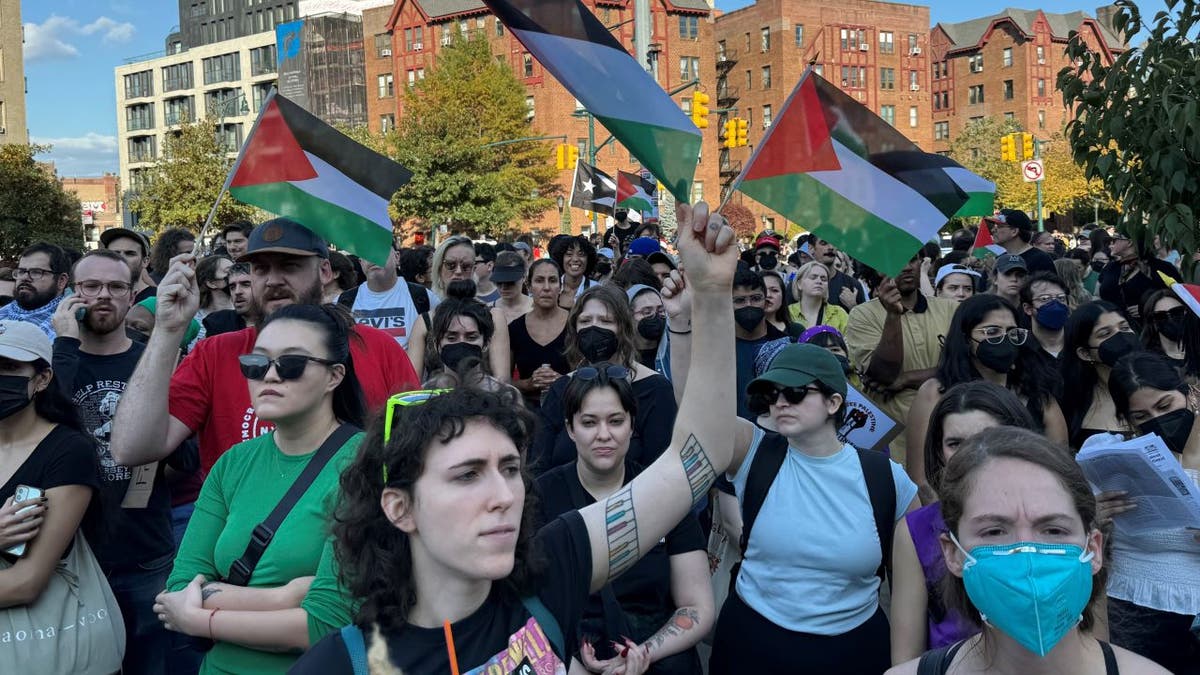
[508,315,570,408]
[289,512,593,675]
[0,425,99,559]
[1099,257,1181,322]
[134,286,157,304]
[827,270,867,311]
[51,337,178,570]
[736,325,786,421]
[1019,246,1057,275]
[201,309,247,338]
[532,373,677,476]
[605,223,638,257]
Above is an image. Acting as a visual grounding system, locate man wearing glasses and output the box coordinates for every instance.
[0,242,71,338]
[983,209,1056,274]
[1019,272,1072,359]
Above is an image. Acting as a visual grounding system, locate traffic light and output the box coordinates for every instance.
[1000,134,1015,162]
[567,145,579,169]
[1021,132,1034,161]
[722,118,737,149]
[735,117,748,147]
[555,143,579,170]
[691,91,710,129]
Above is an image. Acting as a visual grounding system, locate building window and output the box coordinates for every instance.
[1038,110,1046,128]
[404,28,413,51]
[941,91,950,109]
[968,84,984,104]
[761,27,770,51]
[417,68,425,80]
[934,93,941,110]
[691,181,704,204]
[840,28,867,50]
[909,70,919,88]
[251,81,272,111]
[761,65,771,89]
[1003,47,1013,67]
[415,27,423,49]
[375,34,391,58]
[202,53,240,85]
[744,32,750,52]
[794,24,804,48]
[679,56,699,81]
[441,25,451,46]
[1003,79,1014,100]
[127,135,157,163]
[123,70,153,99]
[496,18,504,37]
[1037,78,1046,97]
[217,123,243,152]
[525,96,535,120]
[162,63,192,92]
[378,73,394,98]
[407,70,416,87]
[909,105,918,128]
[1004,112,1015,120]
[164,97,194,126]
[679,15,699,40]
[880,104,895,126]
[762,104,772,127]
[879,31,893,54]
[880,68,895,90]
[932,62,940,79]
[476,16,486,30]
[934,121,950,140]
[250,45,276,76]
[745,69,752,90]
[459,19,468,35]
[968,54,983,73]
[1036,45,1045,63]
[523,53,534,78]
[126,103,155,132]
[841,65,866,88]
[908,34,919,53]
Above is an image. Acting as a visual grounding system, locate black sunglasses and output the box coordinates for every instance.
[574,364,631,382]
[1151,307,1187,324]
[238,353,339,381]
[747,385,820,415]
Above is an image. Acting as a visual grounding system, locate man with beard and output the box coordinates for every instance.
[805,234,867,311]
[102,227,157,302]
[201,262,255,337]
[0,242,70,338]
[220,221,253,260]
[50,249,195,675]
[732,263,786,421]
[110,217,420,479]
[844,253,956,465]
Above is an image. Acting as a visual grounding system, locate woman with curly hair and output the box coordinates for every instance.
[149,228,196,283]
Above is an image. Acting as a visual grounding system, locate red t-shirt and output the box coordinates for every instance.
[169,324,418,472]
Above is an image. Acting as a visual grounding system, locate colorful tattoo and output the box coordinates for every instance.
[604,484,639,578]
[644,607,701,653]
[680,434,716,504]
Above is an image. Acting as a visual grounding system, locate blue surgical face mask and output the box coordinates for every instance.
[1035,300,1070,331]
[950,532,1095,657]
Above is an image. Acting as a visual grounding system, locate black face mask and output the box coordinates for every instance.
[1158,316,1186,343]
[637,316,666,342]
[577,326,620,363]
[758,254,778,271]
[835,355,852,375]
[0,375,33,422]
[734,307,765,332]
[1097,331,1142,367]
[1091,261,1107,273]
[1138,408,1194,455]
[975,338,1020,373]
[440,342,483,371]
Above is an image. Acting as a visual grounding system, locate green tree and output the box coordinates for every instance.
[1059,0,1200,254]
[0,144,83,259]
[131,117,256,234]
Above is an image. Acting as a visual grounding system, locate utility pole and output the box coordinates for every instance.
[1035,138,1044,232]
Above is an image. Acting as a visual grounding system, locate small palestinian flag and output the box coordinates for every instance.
[951,172,996,217]
[569,159,616,215]
[617,171,656,213]
[225,90,411,266]
[484,0,700,202]
[730,69,983,276]
[972,224,1005,259]
[1159,271,1200,318]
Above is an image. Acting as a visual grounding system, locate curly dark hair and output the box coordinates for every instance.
[149,228,196,277]
[550,235,598,279]
[332,387,543,632]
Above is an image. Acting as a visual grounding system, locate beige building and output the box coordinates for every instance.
[0,0,28,144]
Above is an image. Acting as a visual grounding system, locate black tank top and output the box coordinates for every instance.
[508,315,570,405]
[916,639,1119,675]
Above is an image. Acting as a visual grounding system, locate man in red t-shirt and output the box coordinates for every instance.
[111,218,419,473]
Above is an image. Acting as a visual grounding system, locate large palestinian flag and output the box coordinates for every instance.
[617,170,656,213]
[224,90,411,266]
[731,69,984,276]
[483,0,700,203]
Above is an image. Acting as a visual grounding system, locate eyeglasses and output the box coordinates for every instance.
[973,326,1029,346]
[1151,307,1187,324]
[238,353,339,381]
[75,280,133,297]
[383,389,452,444]
[732,294,766,307]
[12,268,55,281]
[1031,293,1068,306]
[443,260,474,273]
[747,385,820,415]
[574,364,631,382]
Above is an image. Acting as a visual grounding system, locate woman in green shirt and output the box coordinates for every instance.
[153,304,367,674]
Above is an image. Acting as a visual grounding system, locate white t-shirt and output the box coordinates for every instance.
[729,427,918,635]
[349,279,439,348]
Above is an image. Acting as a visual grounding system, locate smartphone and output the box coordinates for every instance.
[4,485,44,558]
[75,306,88,322]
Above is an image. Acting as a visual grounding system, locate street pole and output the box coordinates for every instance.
[1035,138,1044,232]
[588,113,597,236]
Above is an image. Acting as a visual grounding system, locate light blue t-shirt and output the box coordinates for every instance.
[730,427,918,635]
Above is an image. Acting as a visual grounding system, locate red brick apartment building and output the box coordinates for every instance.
[930,7,1125,153]
[363,0,723,239]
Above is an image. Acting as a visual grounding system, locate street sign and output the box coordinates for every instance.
[1022,160,1045,182]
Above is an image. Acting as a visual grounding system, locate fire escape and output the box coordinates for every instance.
[716,45,740,203]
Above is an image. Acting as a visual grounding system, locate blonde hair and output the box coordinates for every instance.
[793,260,831,299]
[1054,258,1092,307]
[429,235,475,298]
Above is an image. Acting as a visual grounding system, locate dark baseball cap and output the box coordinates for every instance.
[987,209,1033,232]
[99,227,150,255]
[239,217,329,262]
[647,250,677,270]
[746,343,847,397]
[491,251,525,284]
[995,254,1028,275]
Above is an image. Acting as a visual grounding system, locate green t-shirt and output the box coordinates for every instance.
[167,430,363,675]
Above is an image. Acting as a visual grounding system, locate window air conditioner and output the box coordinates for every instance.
[859,43,869,51]
[381,48,392,56]
[910,84,920,91]
[911,47,922,56]
[1037,58,1045,64]
[414,43,423,50]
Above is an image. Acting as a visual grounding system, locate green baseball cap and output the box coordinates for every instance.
[746,343,847,397]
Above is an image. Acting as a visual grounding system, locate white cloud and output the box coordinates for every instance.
[24,14,136,63]
[31,133,119,177]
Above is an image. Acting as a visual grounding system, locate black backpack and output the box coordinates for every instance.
[730,431,896,588]
[336,282,431,315]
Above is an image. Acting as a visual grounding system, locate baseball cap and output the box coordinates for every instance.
[995,254,1028,275]
[0,320,53,363]
[987,209,1033,232]
[647,250,677,270]
[755,233,781,251]
[491,251,526,284]
[239,217,329,262]
[628,237,661,258]
[625,283,659,304]
[99,227,150,256]
[747,343,847,397]
[597,247,616,260]
[934,264,982,288]
[512,242,532,256]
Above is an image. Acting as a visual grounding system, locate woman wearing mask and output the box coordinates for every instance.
[421,283,504,392]
[532,284,676,475]
[905,295,1067,496]
[408,237,511,382]
[761,272,800,338]
[890,381,1035,663]
[509,260,571,410]
[1061,301,1142,449]
[1138,290,1200,393]
[1085,248,1110,296]
[628,284,670,376]
[195,254,234,323]
[536,365,712,674]
[552,235,599,309]
[886,428,1167,675]
[1096,351,1200,674]
[788,261,848,334]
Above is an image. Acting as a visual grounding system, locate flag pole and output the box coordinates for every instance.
[197,88,277,249]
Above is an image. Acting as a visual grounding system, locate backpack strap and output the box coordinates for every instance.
[916,641,964,675]
[340,624,368,675]
[408,282,430,315]
[521,595,565,661]
[730,432,789,588]
[857,448,897,582]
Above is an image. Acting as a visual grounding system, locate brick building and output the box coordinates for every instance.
[930,7,1125,153]
[713,0,931,231]
[0,0,28,145]
[61,175,122,249]
[367,0,721,238]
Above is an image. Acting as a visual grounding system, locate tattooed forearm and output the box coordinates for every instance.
[604,484,639,579]
[201,583,223,602]
[680,434,716,505]
[643,607,702,657]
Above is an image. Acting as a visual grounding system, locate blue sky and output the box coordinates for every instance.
[23,0,1159,176]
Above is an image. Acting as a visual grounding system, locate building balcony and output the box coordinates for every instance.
[717,86,739,108]
[719,159,742,177]
[716,49,737,73]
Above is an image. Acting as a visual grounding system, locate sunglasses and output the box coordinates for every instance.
[383,389,452,444]
[574,364,631,382]
[747,385,820,415]
[238,353,339,381]
[1151,307,1187,324]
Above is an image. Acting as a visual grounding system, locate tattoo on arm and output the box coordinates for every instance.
[604,484,639,579]
[201,583,223,602]
[644,607,701,654]
[680,434,716,505]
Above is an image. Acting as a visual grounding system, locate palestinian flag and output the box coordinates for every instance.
[1158,271,1200,318]
[730,69,981,276]
[951,172,996,217]
[483,0,700,202]
[224,90,411,266]
[972,224,1005,259]
[569,159,616,215]
[617,171,656,213]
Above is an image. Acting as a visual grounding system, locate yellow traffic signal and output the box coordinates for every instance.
[722,119,737,149]
[691,92,710,129]
[555,144,567,170]
[1022,132,1034,160]
[735,118,748,147]
[1000,134,1015,162]
[567,145,579,169]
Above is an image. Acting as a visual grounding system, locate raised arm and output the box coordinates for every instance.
[578,202,738,592]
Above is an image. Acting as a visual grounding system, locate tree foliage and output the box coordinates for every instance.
[1059,0,1200,252]
[720,202,756,237]
[130,117,256,235]
[0,144,83,260]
